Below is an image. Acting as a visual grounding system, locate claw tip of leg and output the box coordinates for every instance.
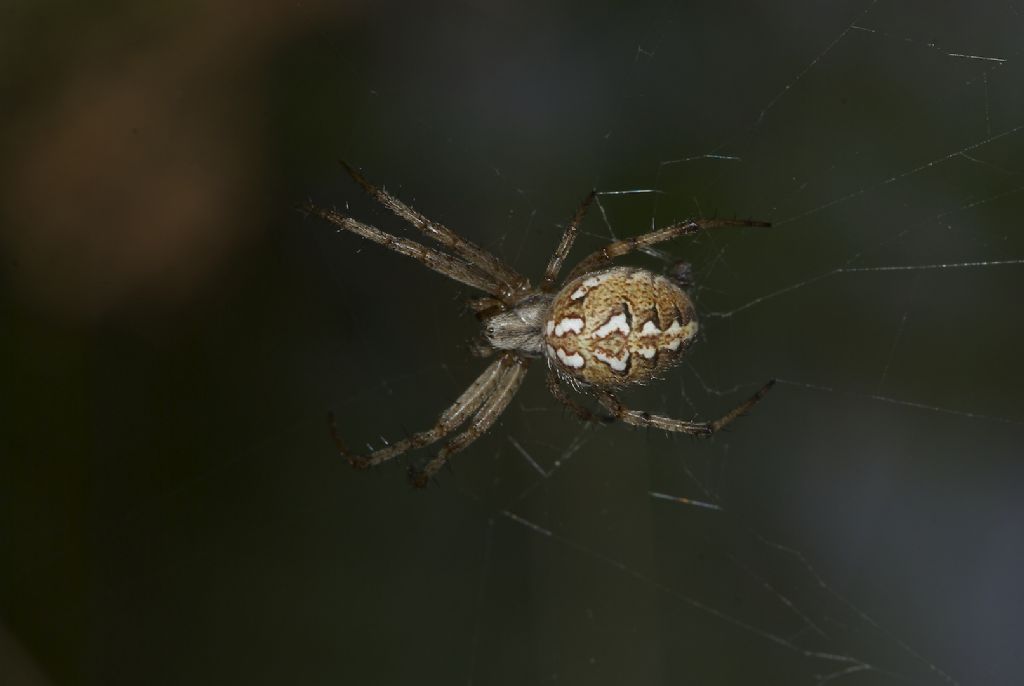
[407,467,430,489]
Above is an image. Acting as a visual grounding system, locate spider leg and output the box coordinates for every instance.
[545,367,614,424]
[409,356,530,487]
[595,379,775,436]
[541,190,596,291]
[303,203,502,295]
[341,162,528,295]
[329,355,510,470]
[564,217,771,282]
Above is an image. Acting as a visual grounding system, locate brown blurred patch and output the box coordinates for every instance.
[2,1,354,321]
[0,619,51,686]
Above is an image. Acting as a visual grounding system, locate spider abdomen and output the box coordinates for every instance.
[544,266,698,388]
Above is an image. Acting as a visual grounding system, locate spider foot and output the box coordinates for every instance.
[348,456,371,471]
[328,411,369,469]
[294,200,315,218]
[707,379,776,434]
[407,466,431,489]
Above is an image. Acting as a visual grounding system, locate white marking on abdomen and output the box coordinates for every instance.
[594,349,630,372]
[640,320,661,336]
[570,272,613,301]
[637,346,656,359]
[593,313,630,339]
[553,317,584,336]
[546,320,555,336]
[556,348,585,369]
[660,320,698,352]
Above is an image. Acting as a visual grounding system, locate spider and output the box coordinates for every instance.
[305,163,775,487]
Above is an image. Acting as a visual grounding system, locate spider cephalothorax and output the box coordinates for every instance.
[307,163,774,487]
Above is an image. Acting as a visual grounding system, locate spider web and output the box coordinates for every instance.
[302,2,1023,682]
[311,3,1022,684]
[4,1,1023,685]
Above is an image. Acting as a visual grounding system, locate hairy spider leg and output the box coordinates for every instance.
[541,190,596,291]
[409,355,530,487]
[341,161,528,296]
[594,380,776,436]
[329,355,509,469]
[304,204,502,295]
[564,217,771,283]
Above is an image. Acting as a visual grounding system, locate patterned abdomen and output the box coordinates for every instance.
[544,267,698,388]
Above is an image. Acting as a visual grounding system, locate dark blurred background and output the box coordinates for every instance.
[3,1,1023,684]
